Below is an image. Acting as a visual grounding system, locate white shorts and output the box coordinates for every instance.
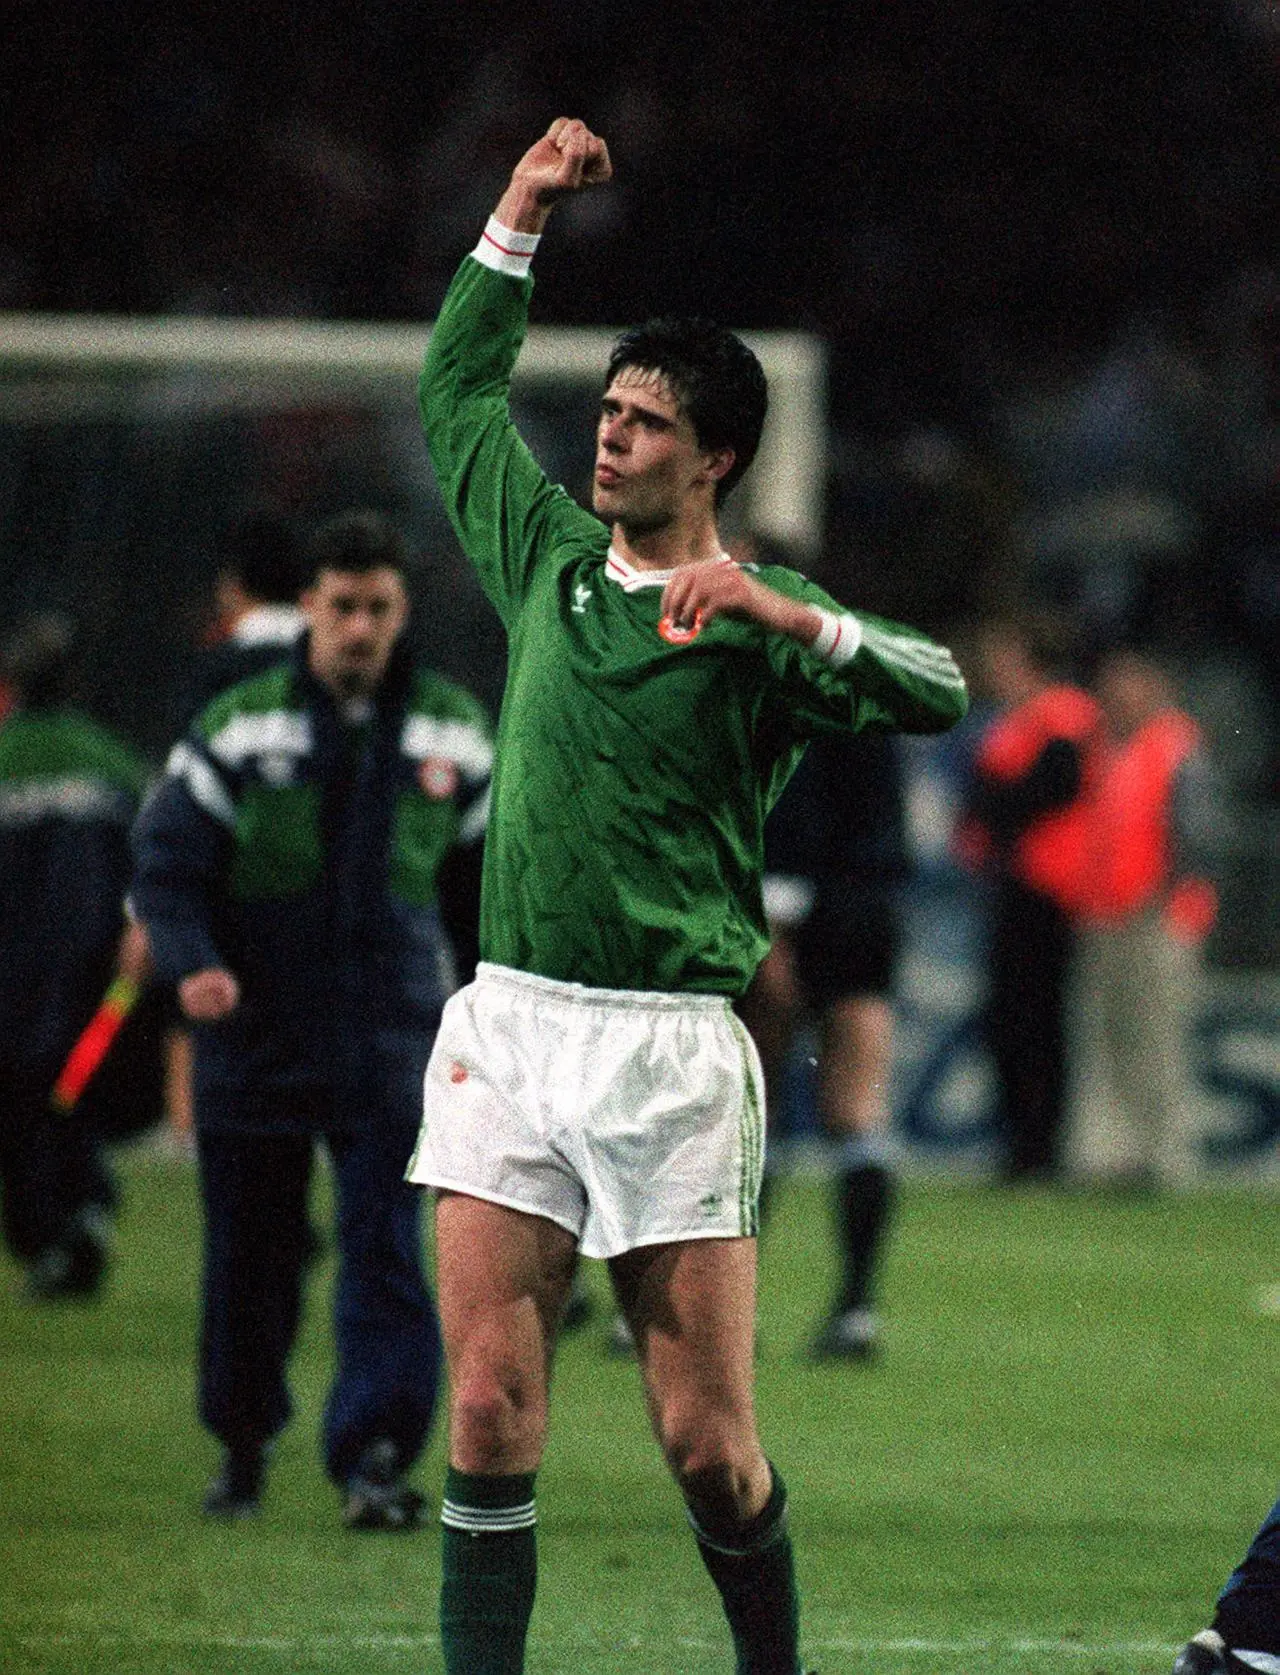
[406,963,766,1259]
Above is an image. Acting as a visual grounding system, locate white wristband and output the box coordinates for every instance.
[810,609,862,668]
[473,217,541,278]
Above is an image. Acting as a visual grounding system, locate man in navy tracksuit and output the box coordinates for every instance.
[131,510,492,1527]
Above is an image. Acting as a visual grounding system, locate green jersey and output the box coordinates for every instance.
[421,245,967,997]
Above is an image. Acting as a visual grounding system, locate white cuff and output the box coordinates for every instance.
[472,217,541,278]
[810,609,862,668]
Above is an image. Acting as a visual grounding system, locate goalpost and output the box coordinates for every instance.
[0,312,827,550]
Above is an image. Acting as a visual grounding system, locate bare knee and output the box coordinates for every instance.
[449,1364,547,1474]
[655,1397,765,1523]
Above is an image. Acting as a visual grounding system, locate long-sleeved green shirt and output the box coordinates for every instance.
[421,248,967,996]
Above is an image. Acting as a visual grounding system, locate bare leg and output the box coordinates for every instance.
[612,1236,803,1674]
[818,994,893,1137]
[433,1191,578,1674]
[738,937,802,1109]
[434,1191,578,1473]
[612,1235,770,1520]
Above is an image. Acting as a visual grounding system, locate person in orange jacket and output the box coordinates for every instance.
[1067,646,1218,1189]
[958,611,1099,1181]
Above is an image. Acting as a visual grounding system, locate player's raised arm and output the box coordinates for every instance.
[419,120,612,624]
[493,117,613,236]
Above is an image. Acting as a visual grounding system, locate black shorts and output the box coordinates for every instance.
[790,885,901,1012]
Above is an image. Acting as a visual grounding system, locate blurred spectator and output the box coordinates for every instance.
[190,510,306,712]
[0,612,151,1299]
[1066,646,1219,1189]
[164,510,309,1154]
[828,425,1027,638]
[130,511,492,1526]
[956,611,1099,1182]
[0,3,1273,972]
[5,3,1273,342]
[739,726,910,1362]
[996,313,1207,648]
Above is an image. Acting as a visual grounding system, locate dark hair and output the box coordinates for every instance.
[223,511,303,604]
[304,510,409,583]
[1,611,79,708]
[606,318,768,505]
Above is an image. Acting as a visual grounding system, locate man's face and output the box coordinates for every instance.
[592,367,731,533]
[303,566,408,699]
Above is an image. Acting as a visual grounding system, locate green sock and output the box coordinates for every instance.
[440,1467,537,1675]
[688,1465,802,1675]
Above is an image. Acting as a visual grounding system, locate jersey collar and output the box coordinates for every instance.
[603,547,734,592]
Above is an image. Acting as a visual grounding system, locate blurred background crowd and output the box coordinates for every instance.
[0,0,1276,1176]
[3,1,1275,727]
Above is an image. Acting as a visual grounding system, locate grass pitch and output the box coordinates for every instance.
[2,1141,1276,1673]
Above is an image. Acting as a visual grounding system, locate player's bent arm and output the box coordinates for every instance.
[665,561,966,731]
[662,562,822,642]
[846,610,969,732]
[665,563,963,722]
[755,571,969,736]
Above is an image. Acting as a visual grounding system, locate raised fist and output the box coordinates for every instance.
[511,118,612,204]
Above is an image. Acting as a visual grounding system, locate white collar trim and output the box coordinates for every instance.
[603,547,735,592]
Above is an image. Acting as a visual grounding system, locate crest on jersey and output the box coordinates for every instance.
[657,609,705,645]
[418,756,459,799]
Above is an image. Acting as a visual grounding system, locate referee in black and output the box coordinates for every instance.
[739,725,909,1361]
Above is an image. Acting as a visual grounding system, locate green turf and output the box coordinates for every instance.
[2,1143,1276,1673]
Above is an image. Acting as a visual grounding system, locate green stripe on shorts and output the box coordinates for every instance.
[731,1015,764,1236]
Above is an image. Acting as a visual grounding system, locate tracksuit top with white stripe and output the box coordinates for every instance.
[130,634,492,1116]
[420,226,968,999]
